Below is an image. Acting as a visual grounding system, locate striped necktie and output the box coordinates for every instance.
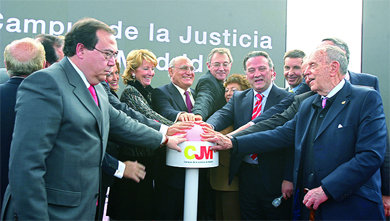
[251,93,263,120]
[250,93,263,160]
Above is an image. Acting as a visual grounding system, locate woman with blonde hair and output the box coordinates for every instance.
[107,49,173,220]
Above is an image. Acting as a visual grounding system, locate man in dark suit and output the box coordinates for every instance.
[205,45,387,219]
[1,18,184,220]
[152,56,198,219]
[0,38,46,209]
[283,49,310,93]
[206,51,291,220]
[192,48,233,121]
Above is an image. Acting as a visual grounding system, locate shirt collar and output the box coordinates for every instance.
[289,82,302,93]
[172,83,191,95]
[253,83,272,98]
[67,57,90,88]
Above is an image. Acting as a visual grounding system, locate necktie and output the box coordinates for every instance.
[251,93,263,120]
[322,97,328,109]
[250,93,263,160]
[184,91,193,113]
[88,85,99,106]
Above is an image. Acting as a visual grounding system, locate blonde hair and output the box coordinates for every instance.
[122,49,157,84]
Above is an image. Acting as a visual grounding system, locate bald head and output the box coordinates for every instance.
[4,37,46,77]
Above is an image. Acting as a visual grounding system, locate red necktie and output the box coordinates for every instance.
[250,93,263,160]
[184,91,193,113]
[88,85,99,106]
[251,93,263,120]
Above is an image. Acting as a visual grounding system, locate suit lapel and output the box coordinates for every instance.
[61,59,103,134]
[263,84,284,111]
[315,83,351,140]
[242,89,254,123]
[168,83,188,112]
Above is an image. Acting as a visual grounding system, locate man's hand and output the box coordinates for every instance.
[383,195,390,217]
[227,122,254,136]
[123,161,146,183]
[281,180,293,199]
[165,134,187,152]
[178,113,202,122]
[167,122,193,136]
[201,130,233,151]
[303,186,328,210]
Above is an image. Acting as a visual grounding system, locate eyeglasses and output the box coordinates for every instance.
[94,47,118,60]
[211,62,230,68]
[173,65,195,72]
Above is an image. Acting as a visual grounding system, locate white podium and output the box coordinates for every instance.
[166,124,218,221]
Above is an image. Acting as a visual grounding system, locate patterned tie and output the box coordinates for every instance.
[184,91,193,113]
[322,97,328,109]
[88,85,99,106]
[250,93,263,160]
[251,93,263,120]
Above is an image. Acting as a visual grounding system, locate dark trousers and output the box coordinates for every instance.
[239,162,291,220]
[107,156,155,220]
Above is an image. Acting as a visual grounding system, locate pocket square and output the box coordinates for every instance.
[338,124,343,128]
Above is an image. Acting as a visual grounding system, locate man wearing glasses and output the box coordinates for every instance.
[192,48,233,121]
[152,56,199,219]
[1,18,185,220]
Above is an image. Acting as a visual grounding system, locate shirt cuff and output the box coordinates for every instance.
[159,124,169,135]
[114,161,125,179]
[248,121,255,126]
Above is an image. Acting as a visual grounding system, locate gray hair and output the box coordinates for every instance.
[207,48,233,64]
[4,37,46,77]
[320,45,348,75]
[321,37,350,63]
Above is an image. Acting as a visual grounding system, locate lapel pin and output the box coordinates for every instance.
[341,101,346,104]
[338,124,343,128]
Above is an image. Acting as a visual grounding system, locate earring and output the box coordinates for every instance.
[132,73,135,78]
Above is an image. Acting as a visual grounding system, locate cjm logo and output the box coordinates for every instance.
[184,145,213,160]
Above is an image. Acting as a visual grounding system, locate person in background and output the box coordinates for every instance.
[105,60,120,97]
[0,37,46,209]
[35,34,64,67]
[192,48,233,121]
[209,73,250,220]
[283,49,310,93]
[107,49,174,220]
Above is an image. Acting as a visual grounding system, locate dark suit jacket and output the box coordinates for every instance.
[1,58,163,220]
[349,71,380,91]
[207,85,291,194]
[192,71,226,120]
[234,81,387,219]
[0,77,23,209]
[152,82,196,189]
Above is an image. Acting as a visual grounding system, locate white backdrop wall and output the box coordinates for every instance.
[286,0,363,73]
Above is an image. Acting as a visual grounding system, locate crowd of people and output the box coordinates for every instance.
[0,17,389,220]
